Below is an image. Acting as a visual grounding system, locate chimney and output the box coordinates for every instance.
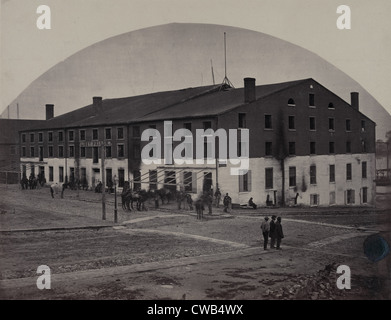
[351,92,359,110]
[93,96,103,115]
[244,77,256,103]
[45,104,54,120]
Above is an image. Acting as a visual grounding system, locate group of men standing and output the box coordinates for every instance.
[260,215,284,250]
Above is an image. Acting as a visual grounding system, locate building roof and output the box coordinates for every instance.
[19,78,374,131]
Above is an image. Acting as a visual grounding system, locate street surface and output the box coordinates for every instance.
[0,184,390,300]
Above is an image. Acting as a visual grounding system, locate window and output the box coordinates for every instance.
[133,170,141,190]
[362,161,367,179]
[48,132,53,142]
[204,142,213,159]
[30,133,35,142]
[93,129,99,140]
[265,168,273,189]
[310,165,316,185]
[329,164,335,183]
[133,126,140,137]
[30,147,35,157]
[346,189,355,204]
[183,171,192,192]
[80,130,86,141]
[264,115,272,129]
[149,170,158,190]
[310,194,319,206]
[49,166,53,182]
[239,170,252,192]
[289,166,296,187]
[39,146,43,161]
[288,98,295,106]
[68,130,74,141]
[329,118,335,131]
[361,140,367,153]
[329,192,336,205]
[48,146,53,157]
[310,142,316,155]
[133,143,141,159]
[10,145,16,155]
[38,132,43,142]
[184,123,192,132]
[361,120,366,132]
[81,168,87,184]
[93,147,99,163]
[22,133,26,143]
[309,117,316,131]
[346,163,352,181]
[105,146,112,158]
[203,121,212,130]
[289,142,296,156]
[69,146,75,158]
[238,113,247,128]
[117,127,124,140]
[288,116,295,130]
[362,187,368,204]
[59,166,64,183]
[80,147,86,158]
[22,147,26,157]
[58,146,64,158]
[58,131,63,142]
[106,168,112,187]
[105,128,112,140]
[328,103,335,109]
[346,119,351,131]
[265,142,272,156]
[309,93,315,107]
[329,142,335,154]
[117,144,124,158]
[118,169,125,188]
[346,141,351,153]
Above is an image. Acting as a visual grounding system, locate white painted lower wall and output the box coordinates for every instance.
[20,153,375,207]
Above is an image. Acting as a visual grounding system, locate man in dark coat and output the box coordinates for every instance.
[223,193,231,213]
[269,215,277,249]
[275,216,284,250]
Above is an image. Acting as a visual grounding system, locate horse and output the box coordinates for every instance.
[121,189,149,211]
[20,176,29,190]
[28,176,37,189]
[156,188,172,205]
[195,199,204,220]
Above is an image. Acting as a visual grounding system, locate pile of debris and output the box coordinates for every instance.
[263,263,350,300]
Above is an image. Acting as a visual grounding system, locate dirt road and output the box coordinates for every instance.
[0,185,390,300]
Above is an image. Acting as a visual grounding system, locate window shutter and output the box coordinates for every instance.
[239,173,243,192]
[248,170,252,192]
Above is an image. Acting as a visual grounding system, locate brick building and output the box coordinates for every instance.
[0,119,46,183]
[19,78,376,206]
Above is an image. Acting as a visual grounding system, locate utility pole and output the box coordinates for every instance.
[101,144,106,220]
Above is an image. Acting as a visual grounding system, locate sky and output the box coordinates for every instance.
[1,0,391,116]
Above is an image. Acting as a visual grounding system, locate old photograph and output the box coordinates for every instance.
[0,0,390,307]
